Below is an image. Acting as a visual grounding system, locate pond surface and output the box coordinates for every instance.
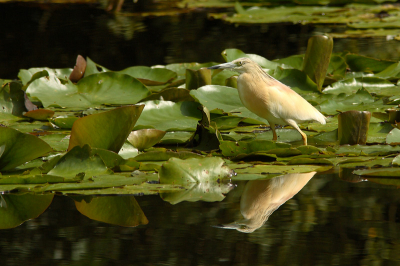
[2,3,400,79]
[2,2,400,266]
[2,171,400,265]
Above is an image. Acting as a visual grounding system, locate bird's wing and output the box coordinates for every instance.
[268,85,326,124]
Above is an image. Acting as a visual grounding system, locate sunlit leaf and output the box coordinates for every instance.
[127,129,166,151]
[134,100,202,131]
[0,127,52,171]
[159,157,235,184]
[69,105,144,153]
[26,72,151,108]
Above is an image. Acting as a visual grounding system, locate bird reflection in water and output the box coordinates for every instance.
[216,171,317,233]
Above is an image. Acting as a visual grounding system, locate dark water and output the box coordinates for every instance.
[1,3,400,79]
[2,172,400,265]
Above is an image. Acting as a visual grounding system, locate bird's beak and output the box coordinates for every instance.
[208,62,236,70]
[212,223,241,230]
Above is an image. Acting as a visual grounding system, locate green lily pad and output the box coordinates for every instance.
[48,145,112,179]
[220,140,291,157]
[39,134,69,152]
[159,131,194,145]
[323,77,395,96]
[127,129,166,151]
[0,127,52,171]
[346,54,394,73]
[134,100,202,131]
[18,68,71,85]
[0,82,28,118]
[74,196,148,227]
[386,127,400,144]
[335,144,400,156]
[26,72,151,108]
[166,62,217,79]
[140,87,195,103]
[50,115,79,129]
[233,164,331,180]
[23,109,54,120]
[0,193,54,229]
[159,157,234,184]
[353,168,400,177]
[68,105,144,153]
[119,66,177,85]
[134,149,203,162]
[367,123,393,144]
[339,157,393,169]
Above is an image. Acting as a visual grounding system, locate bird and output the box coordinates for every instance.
[215,171,316,233]
[208,58,326,145]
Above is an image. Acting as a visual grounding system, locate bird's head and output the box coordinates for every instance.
[208,57,255,74]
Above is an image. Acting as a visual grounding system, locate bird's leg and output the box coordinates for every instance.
[270,123,277,141]
[286,120,307,146]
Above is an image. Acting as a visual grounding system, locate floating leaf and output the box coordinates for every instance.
[0,127,52,171]
[353,168,400,177]
[186,68,212,90]
[26,72,151,108]
[48,145,112,179]
[68,105,144,153]
[386,127,400,144]
[23,109,54,120]
[127,129,166,151]
[220,140,291,157]
[134,101,202,131]
[159,157,234,184]
[119,66,177,86]
[346,54,394,73]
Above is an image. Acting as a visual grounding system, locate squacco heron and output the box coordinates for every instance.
[208,58,326,145]
[216,171,316,233]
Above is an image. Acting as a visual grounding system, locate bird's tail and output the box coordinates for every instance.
[316,112,327,125]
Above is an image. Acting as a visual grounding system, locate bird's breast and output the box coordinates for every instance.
[237,74,272,119]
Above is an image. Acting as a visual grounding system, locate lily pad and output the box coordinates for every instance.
[0,127,52,171]
[134,100,202,131]
[119,66,177,85]
[353,168,400,177]
[159,157,234,184]
[127,129,166,151]
[48,145,112,179]
[220,140,291,157]
[26,72,151,108]
[68,105,144,153]
[23,109,54,120]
